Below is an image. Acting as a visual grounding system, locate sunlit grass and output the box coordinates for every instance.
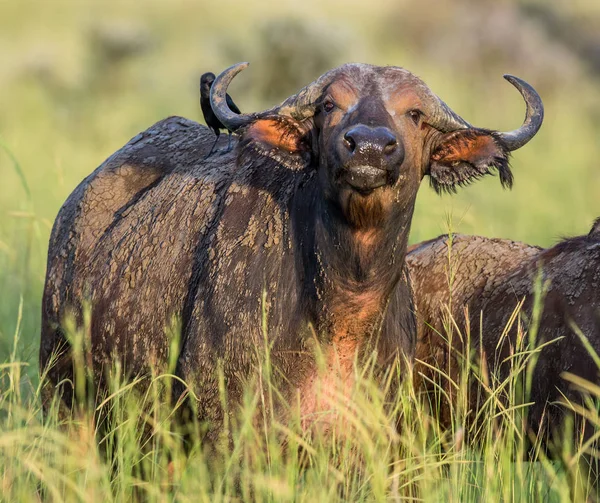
[2,290,599,501]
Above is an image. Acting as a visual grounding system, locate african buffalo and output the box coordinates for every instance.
[407,234,542,426]
[40,62,542,437]
[408,223,600,445]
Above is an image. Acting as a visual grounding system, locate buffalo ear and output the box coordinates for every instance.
[240,116,311,166]
[427,129,512,193]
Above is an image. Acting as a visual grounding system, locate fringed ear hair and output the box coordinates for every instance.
[427,129,512,194]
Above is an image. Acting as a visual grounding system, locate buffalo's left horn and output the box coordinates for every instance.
[425,75,544,150]
[496,75,544,151]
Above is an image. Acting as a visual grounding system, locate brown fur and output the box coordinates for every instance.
[245,117,307,153]
[352,228,381,267]
[408,234,541,427]
[326,78,360,111]
[386,88,423,116]
[345,191,386,229]
[428,129,512,193]
[408,229,600,450]
[298,286,385,432]
[432,130,503,165]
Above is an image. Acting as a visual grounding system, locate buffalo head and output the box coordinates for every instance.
[211,63,542,229]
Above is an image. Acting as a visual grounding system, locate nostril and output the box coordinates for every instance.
[343,132,356,153]
[383,139,397,155]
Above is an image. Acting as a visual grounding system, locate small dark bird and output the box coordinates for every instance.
[591,217,600,236]
[200,72,241,159]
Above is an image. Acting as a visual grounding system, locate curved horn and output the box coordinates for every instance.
[425,75,543,151]
[211,62,346,130]
[496,75,544,151]
[210,62,268,131]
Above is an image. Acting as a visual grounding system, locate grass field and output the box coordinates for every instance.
[1,1,599,501]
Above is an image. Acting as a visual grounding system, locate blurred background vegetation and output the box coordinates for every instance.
[1,0,599,377]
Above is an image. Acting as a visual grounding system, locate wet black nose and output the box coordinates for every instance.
[343,126,398,156]
[340,125,403,171]
[336,125,404,192]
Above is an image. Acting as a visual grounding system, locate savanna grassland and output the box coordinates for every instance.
[1,1,600,501]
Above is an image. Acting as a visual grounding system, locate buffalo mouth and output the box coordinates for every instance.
[344,165,388,193]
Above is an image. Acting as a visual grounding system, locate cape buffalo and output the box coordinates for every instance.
[408,224,600,446]
[407,234,542,426]
[40,62,543,437]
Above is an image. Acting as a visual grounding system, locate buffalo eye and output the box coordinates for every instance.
[322,100,335,114]
[408,109,422,125]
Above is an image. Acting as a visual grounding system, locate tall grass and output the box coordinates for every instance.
[2,281,599,501]
[1,217,597,502]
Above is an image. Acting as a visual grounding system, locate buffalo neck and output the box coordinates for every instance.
[294,181,415,348]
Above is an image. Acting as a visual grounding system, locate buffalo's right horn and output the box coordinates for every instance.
[210,62,343,130]
[210,62,259,131]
